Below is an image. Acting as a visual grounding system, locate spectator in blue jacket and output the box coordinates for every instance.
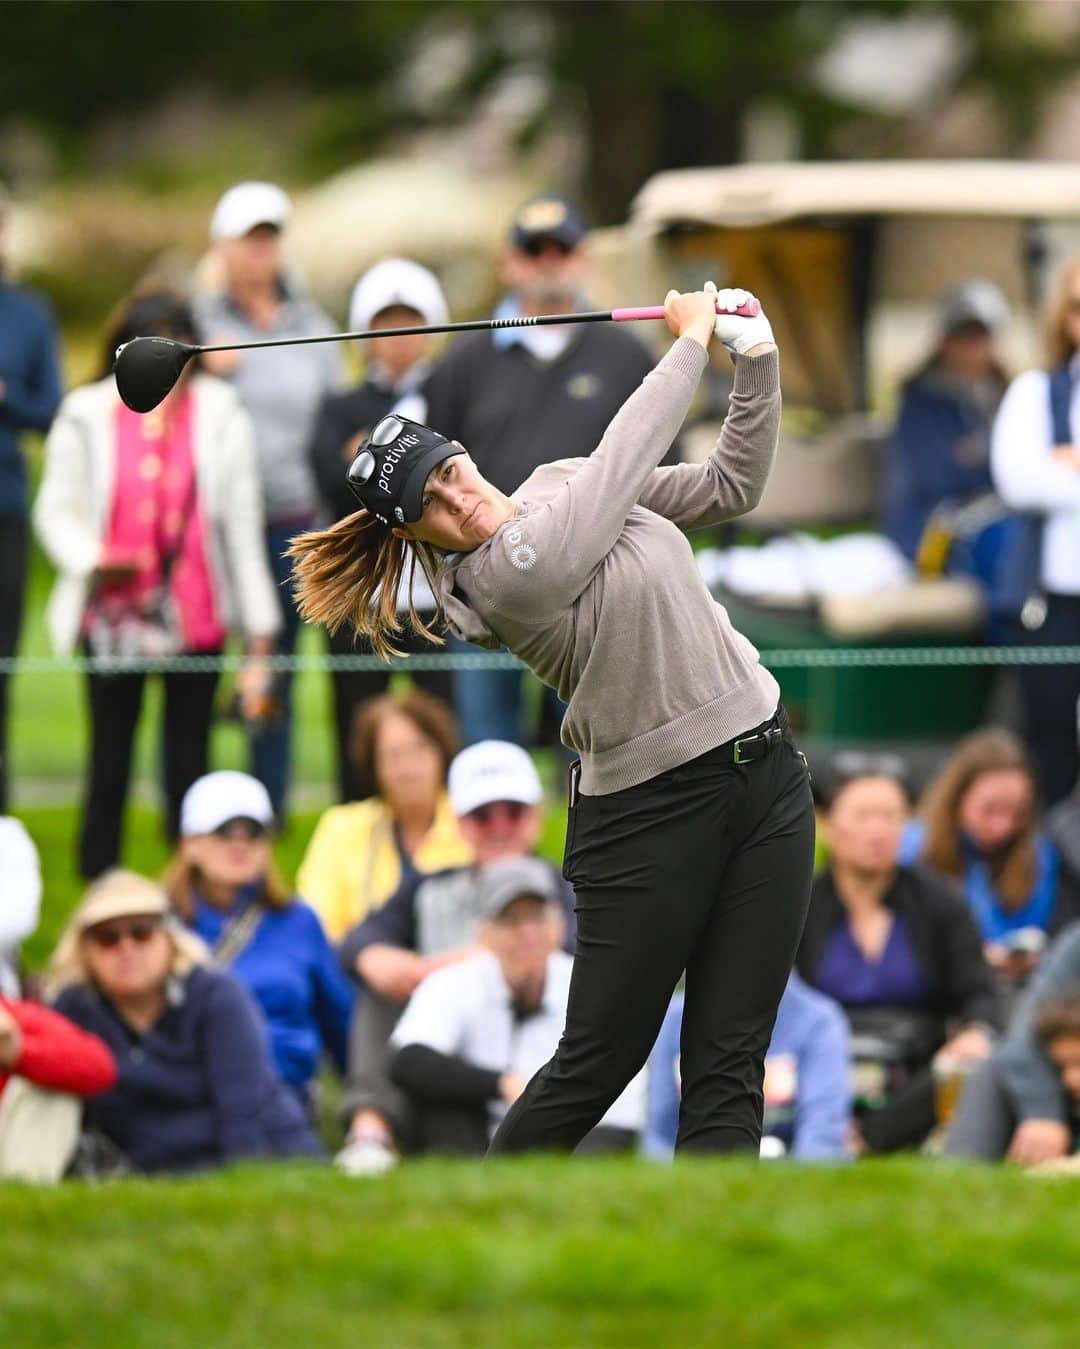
[46,869,319,1174]
[0,183,63,812]
[644,973,853,1161]
[884,279,1010,616]
[901,729,1080,988]
[166,771,352,1104]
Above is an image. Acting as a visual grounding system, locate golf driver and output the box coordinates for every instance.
[113,296,762,414]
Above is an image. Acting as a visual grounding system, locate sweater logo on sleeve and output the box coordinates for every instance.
[505,525,538,572]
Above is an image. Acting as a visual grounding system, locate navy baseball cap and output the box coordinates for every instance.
[509,195,588,252]
[346,414,464,527]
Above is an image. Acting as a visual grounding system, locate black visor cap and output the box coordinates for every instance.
[346,415,463,526]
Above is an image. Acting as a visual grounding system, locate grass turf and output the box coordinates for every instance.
[0,1158,1077,1347]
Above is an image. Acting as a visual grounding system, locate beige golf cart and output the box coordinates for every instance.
[591,161,1080,739]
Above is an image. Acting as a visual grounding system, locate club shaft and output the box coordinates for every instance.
[194,299,760,355]
[196,311,618,355]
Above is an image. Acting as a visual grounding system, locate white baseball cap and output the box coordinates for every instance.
[179,771,275,837]
[448,741,543,818]
[210,181,291,241]
[348,257,449,332]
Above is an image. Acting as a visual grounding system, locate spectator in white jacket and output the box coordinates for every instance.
[0,817,41,996]
[990,254,1080,805]
[34,289,281,879]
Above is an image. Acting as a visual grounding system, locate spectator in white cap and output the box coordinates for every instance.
[387,855,643,1157]
[334,739,573,1175]
[0,817,41,997]
[307,258,452,802]
[884,276,1011,626]
[162,770,353,1107]
[194,181,346,824]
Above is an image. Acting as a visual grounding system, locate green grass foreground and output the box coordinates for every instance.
[0,1159,1077,1348]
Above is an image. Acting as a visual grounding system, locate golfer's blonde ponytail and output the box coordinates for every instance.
[286,510,444,662]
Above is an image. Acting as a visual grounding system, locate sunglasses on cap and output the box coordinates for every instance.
[211,817,268,842]
[347,413,407,497]
[85,916,164,949]
[467,800,530,826]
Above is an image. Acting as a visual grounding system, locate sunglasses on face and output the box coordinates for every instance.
[519,236,574,259]
[85,917,163,949]
[467,800,529,826]
[211,818,268,842]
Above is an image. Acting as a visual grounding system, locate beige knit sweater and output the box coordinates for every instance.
[437,336,782,795]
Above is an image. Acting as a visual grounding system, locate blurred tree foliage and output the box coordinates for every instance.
[1,0,1077,219]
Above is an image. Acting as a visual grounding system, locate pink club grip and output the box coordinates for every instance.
[612,298,761,322]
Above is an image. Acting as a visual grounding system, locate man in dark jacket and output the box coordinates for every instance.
[422,194,659,747]
[0,184,63,811]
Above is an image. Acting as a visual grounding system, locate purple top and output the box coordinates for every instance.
[814,912,928,1009]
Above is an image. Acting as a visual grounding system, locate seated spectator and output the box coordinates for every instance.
[46,870,320,1174]
[946,921,1080,1166]
[798,764,1001,1154]
[165,770,353,1105]
[336,740,572,1175]
[0,816,42,995]
[901,729,1079,986]
[297,690,472,942]
[308,258,454,803]
[387,857,643,1156]
[884,280,1010,613]
[0,994,116,1181]
[643,972,852,1162]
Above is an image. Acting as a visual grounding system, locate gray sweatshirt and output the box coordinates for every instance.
[194,288,345,522]
[996,921,1080,1125]
[437,336,782,795]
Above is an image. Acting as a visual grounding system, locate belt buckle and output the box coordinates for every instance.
[733,735,755,765]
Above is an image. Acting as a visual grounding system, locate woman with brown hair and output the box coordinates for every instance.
[901,729,1080,981]
[296,689,472,942]
[166,770,353,1105]
[33,287,280,879]
[287,286,817,1159]
[991,254,1080,805]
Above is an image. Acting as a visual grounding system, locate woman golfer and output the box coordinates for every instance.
[290,285,815,1155]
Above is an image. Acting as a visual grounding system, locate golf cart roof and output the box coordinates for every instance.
[631,160,1080,230]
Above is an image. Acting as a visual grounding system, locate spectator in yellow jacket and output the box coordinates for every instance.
[297,691,472,940]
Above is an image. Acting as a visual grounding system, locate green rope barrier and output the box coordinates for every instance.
[0,646,1077,676]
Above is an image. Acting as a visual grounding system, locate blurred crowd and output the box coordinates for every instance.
[2,176,1080,1179]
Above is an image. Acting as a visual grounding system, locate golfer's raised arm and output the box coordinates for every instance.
[636,346,781,531]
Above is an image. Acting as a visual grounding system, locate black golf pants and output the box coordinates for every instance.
[488,714,815,1156]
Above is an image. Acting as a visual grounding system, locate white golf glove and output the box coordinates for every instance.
[704,281,774,355]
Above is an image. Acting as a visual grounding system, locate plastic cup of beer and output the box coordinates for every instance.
[933,1054,974,1127]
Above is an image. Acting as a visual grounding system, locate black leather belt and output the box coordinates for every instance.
[726,705,787,765]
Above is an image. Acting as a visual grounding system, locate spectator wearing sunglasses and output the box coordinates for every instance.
[335,739,573,1174]
[164,771,353,1105]
[46,870,319,1174]
[423,195,658,748]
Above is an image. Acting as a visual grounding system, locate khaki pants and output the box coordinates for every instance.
[0,1079,81,1183]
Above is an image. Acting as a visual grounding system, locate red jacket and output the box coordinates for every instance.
[0,997,117,1097]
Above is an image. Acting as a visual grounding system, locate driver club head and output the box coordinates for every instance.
[114,336,199,413]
